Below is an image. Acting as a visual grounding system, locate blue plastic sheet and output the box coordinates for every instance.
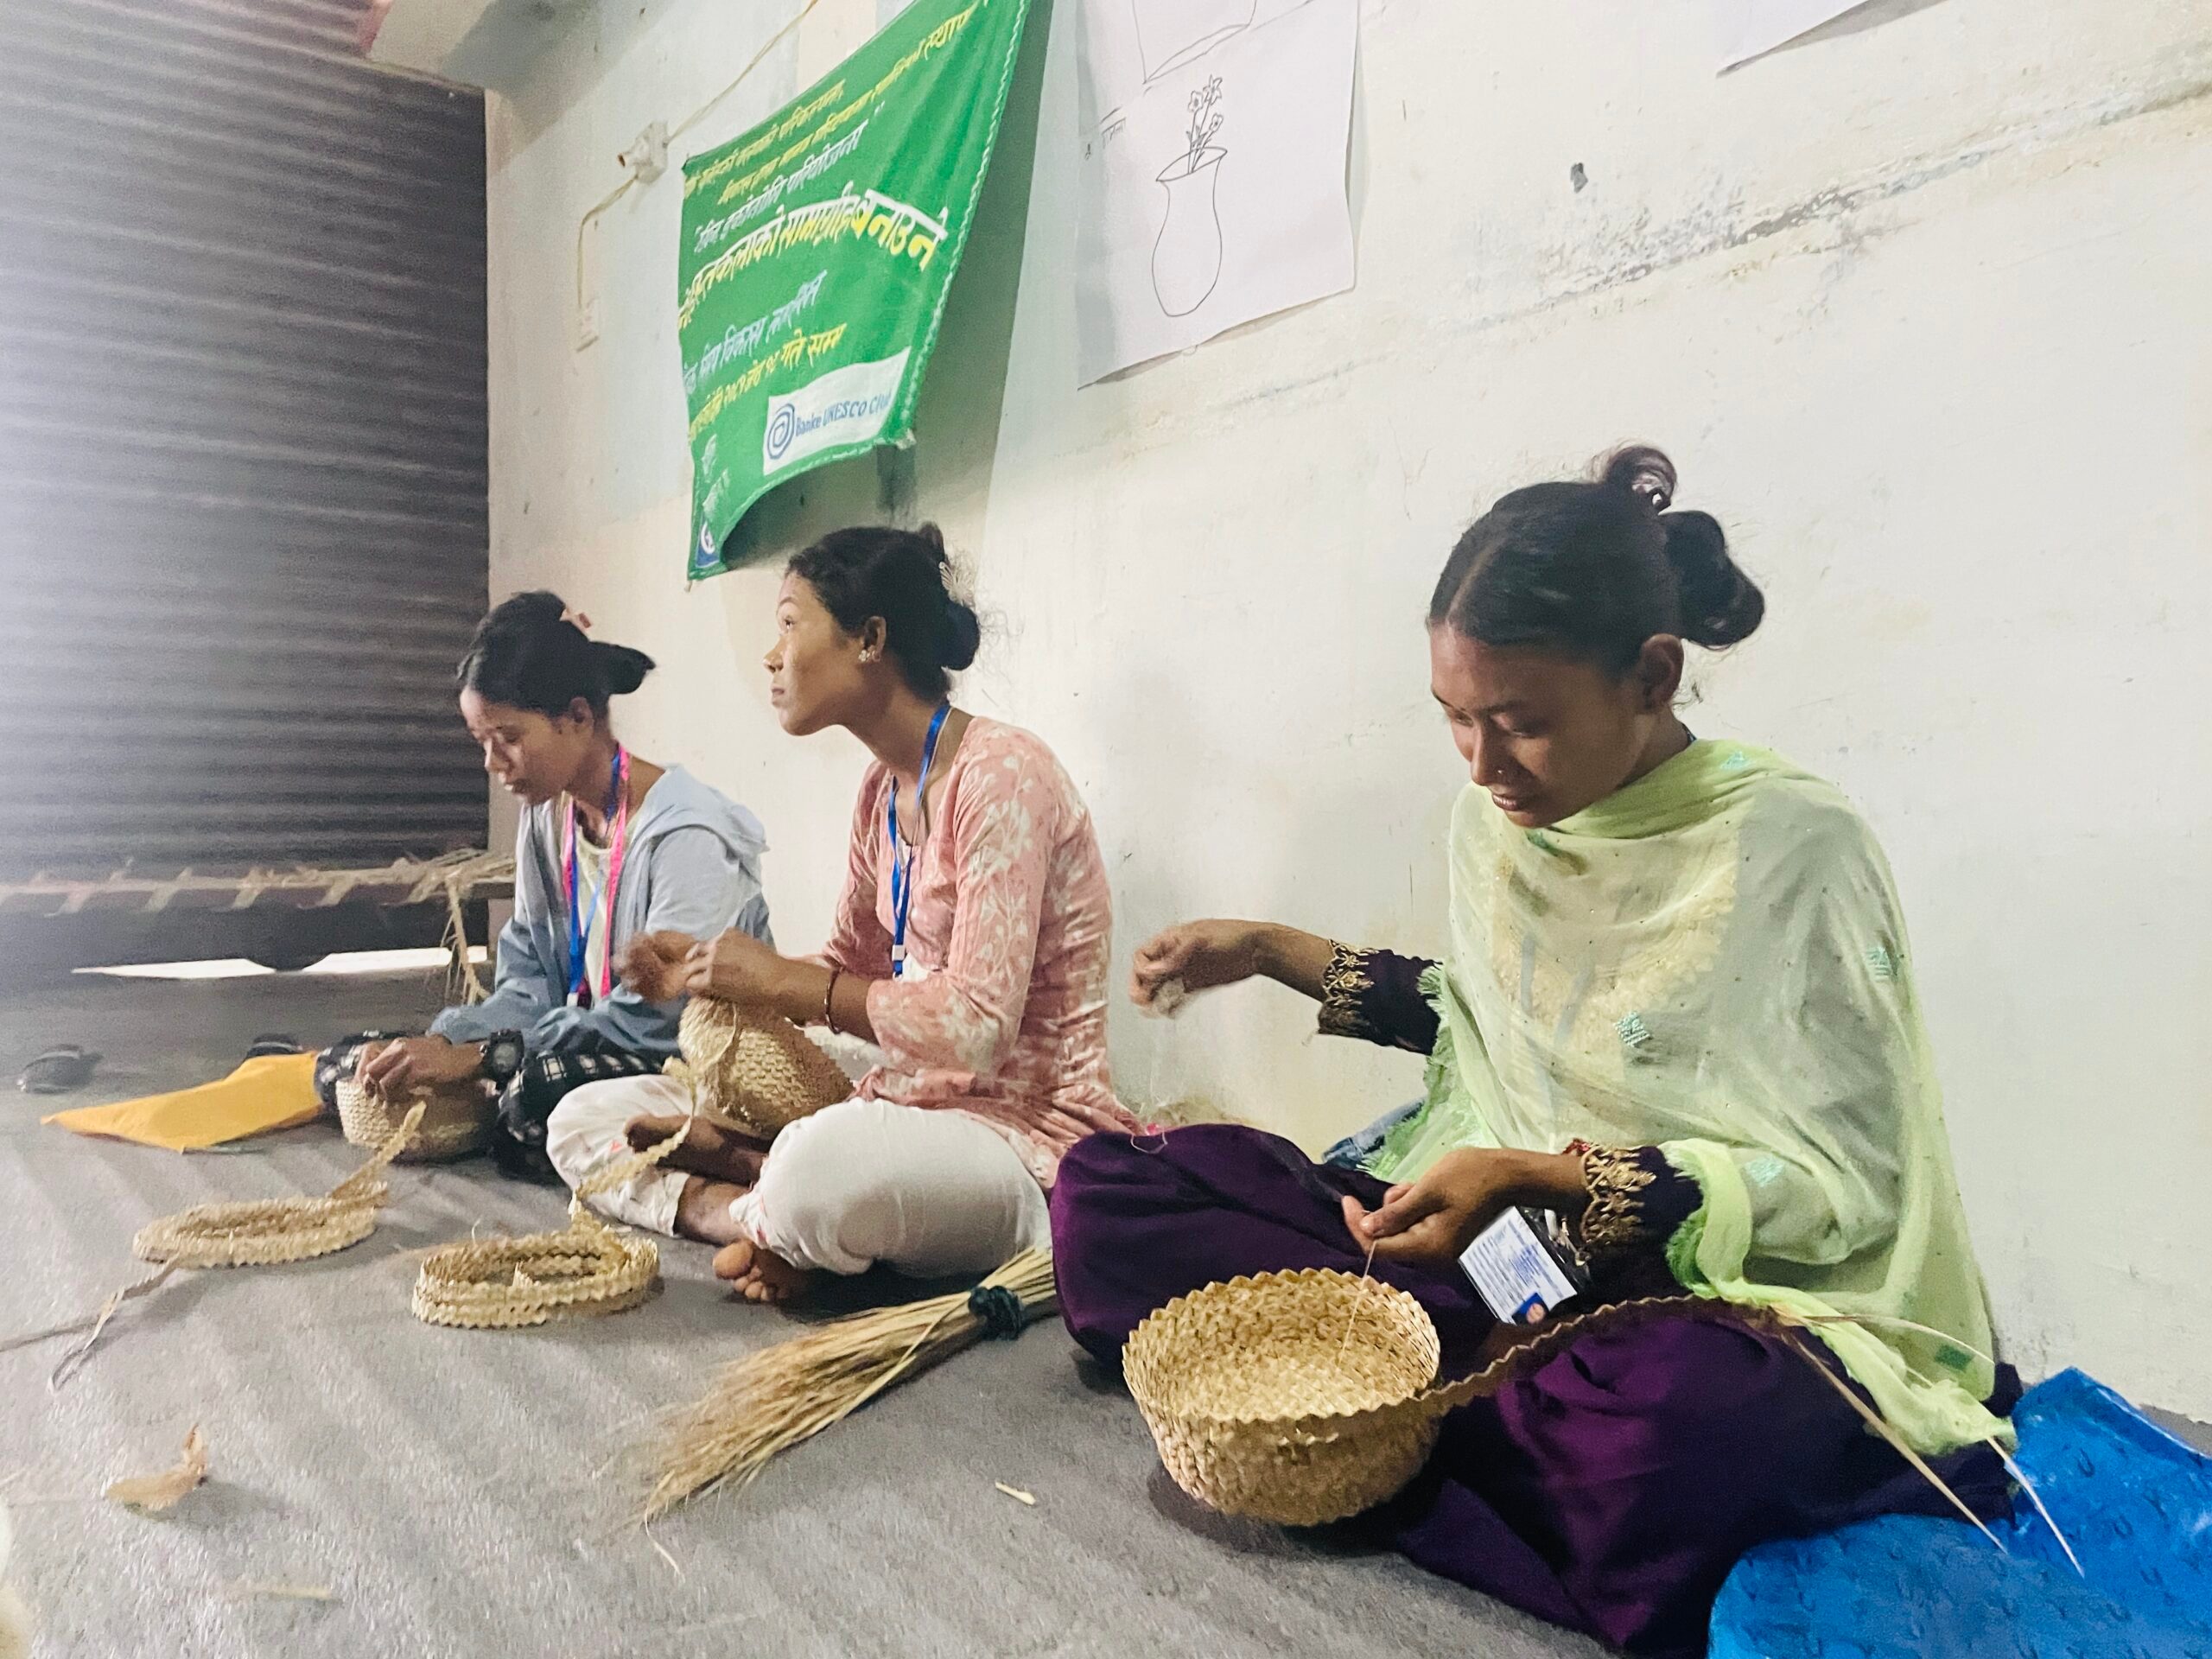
[1712,1370,2212,1658]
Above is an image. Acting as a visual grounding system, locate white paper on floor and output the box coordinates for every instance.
[1073,0,1357,385]
[1715,0,1876,71]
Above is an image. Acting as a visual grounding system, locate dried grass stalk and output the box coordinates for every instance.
[642,1247,1058,1517]
[4,1263,176,1373]
[105,1427,208,1513]
[222,1580,334,1602]
[1782,1333,2010,1555]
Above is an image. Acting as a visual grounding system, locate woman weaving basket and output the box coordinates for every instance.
[1050,448,2015,1657]
[548,524,1140,1302]
[315,594,775,1178]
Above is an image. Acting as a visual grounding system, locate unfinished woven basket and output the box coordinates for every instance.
[675,995,849,1139]
[1122,1268,1486,1527]
[410,1216,658,1330]
[334,1073,493,1163]
[411,1122,687,1330]
[133,1104,424,1268]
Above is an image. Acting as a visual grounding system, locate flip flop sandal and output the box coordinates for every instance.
[244,1033,303,1061]
[17,1045,101,1095]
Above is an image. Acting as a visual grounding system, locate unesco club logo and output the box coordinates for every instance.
[765,401,800,463]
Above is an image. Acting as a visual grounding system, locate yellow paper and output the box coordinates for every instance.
[45,1053,321,1152]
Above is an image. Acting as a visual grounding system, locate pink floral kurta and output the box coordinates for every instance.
[823,719,1135,1185]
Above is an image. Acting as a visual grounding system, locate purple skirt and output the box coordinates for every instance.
[1049,1124,2013,1657]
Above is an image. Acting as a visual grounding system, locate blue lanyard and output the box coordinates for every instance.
[565,746,629,1006]
[887,703,949,978]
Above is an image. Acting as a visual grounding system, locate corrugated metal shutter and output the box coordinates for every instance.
[0,0,488,880]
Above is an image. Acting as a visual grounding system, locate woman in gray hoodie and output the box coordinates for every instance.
[312,593,772,1179]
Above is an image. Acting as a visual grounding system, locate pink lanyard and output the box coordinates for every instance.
[561,747,631,1006]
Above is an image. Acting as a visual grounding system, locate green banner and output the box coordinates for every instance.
[677,0,1031,578]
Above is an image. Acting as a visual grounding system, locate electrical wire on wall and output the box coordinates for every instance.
[574,0,824,340]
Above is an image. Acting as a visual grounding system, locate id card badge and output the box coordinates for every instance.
[1458,1207,1588,1325]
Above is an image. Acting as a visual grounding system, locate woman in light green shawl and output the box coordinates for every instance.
[1051,447,2015,1657]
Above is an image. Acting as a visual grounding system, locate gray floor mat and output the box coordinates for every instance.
[0,966,1591,1658]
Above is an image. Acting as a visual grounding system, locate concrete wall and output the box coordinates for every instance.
[486,1,2212,1414]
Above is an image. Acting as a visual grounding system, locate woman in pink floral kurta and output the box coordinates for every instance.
[548,524,1136,1305]
[811,717,1131,1187]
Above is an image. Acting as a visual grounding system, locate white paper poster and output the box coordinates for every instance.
[1716,0,1874,71]
[1074,0,1357,385]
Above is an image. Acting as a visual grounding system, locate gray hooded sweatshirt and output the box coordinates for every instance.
[431,766,771,1061]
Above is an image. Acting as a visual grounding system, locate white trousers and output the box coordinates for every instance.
[543,1074,1049,1278]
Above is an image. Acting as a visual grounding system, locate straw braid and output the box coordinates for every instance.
[410,1123,690,1330]
[133,1104,425,1268]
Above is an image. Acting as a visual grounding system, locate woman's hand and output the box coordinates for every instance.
[1340,1148,1586,1267]
[357,1034,481,1097]
[1130,919,1270,1008]
[618,931,700,1002]
[682,928,795,1007]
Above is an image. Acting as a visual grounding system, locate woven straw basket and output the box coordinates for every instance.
[411,1213,659,1329]
[411,1120,689,1330]
[1123,1268,1485,1527]
[335,1075,493,1164]
[675,996,849,1139]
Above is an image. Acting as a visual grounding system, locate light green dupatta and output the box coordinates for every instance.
[1367,741,2009,1457]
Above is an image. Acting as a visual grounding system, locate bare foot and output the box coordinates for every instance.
[626,1113,766,1185]
[711,1239,815,1305]
[673,1177,748,1246]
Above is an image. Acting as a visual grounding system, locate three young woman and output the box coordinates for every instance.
[544,525,1136,1301]
[314,593,773,1178]
[1049,448,2012,1656]
[340,464,2009,1654]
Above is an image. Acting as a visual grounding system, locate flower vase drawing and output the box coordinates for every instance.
[1152,77,1225,318]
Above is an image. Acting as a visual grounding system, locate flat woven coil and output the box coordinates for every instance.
[133,1104,425,1268]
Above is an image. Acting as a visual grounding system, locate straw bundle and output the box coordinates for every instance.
[134,1104,425,1268]
[411,1123,688,1330]
[674,995,849,1139]
[334,1075,493,1163]
[641,1247,1057,1516]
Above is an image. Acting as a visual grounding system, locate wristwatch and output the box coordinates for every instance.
[480,1031,526,1087]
